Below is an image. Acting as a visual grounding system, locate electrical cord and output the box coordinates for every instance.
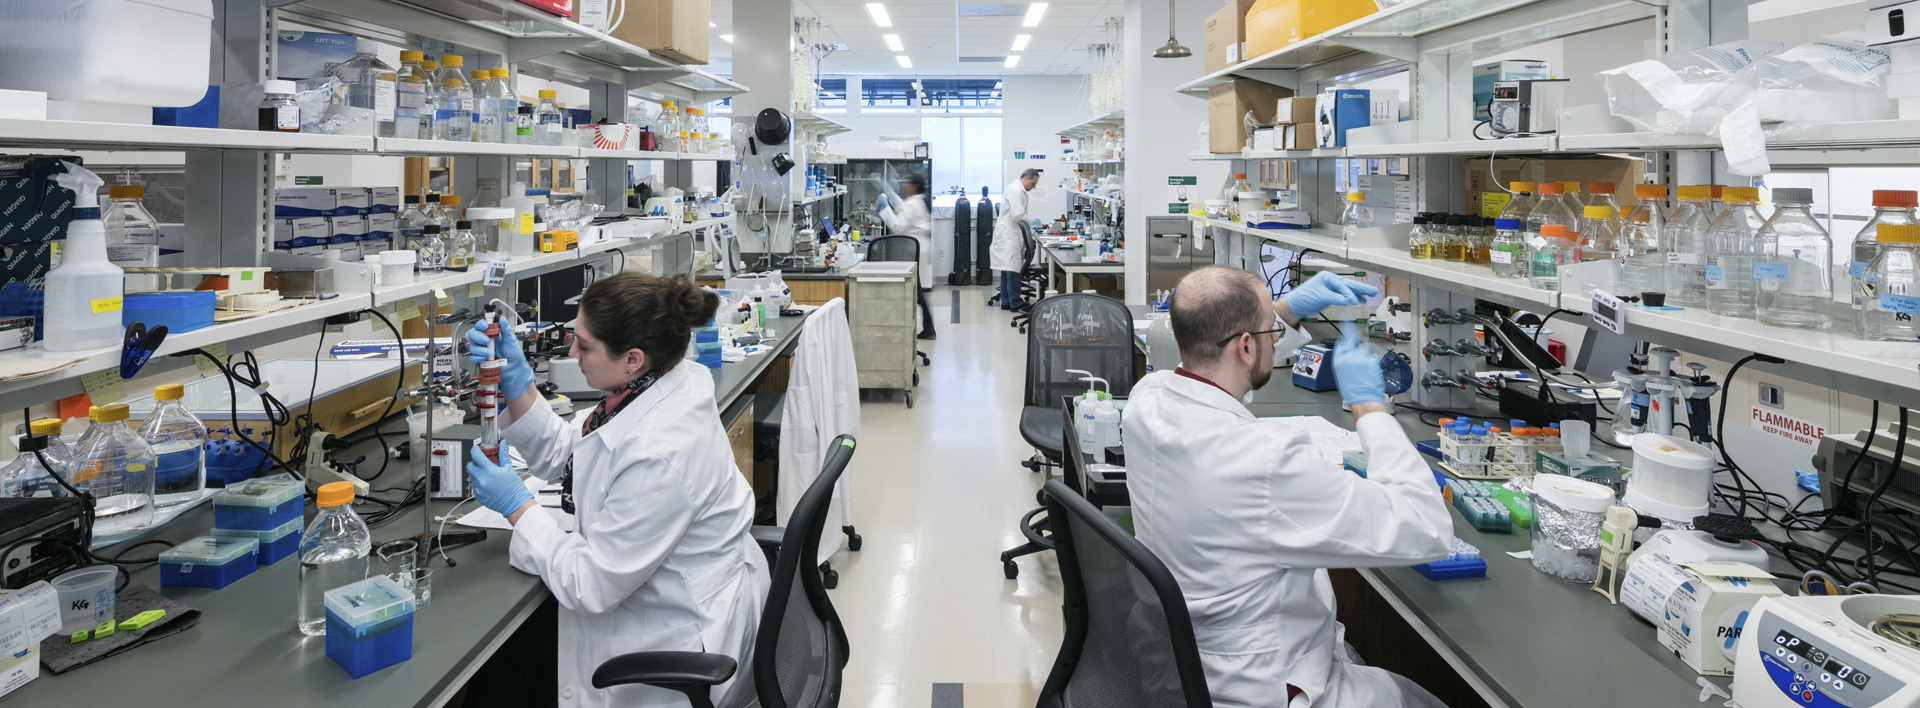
[357,307,407,483]
[1712,353,1788,520]
[181,348,299,480]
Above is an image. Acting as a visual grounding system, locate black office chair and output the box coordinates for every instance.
[865,234,931,371]
[1036,480,1214,708]
[1010,229,1046,334]
[1001,294,1135,579]
[594,435,857,708]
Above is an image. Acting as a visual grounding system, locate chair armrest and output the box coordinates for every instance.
[750,524,784,550]
[592,651,738,691]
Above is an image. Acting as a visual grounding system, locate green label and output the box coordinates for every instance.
[1168,203,1191,214]
[1014,151,1026,159]
[294,176,323,185]
[1166,176,1197,186]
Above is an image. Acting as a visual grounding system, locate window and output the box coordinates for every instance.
[919,79,1001,111]
[710,97,732,114]
[862,79,919,113]
[817,79,846,112]
[924,116,1003,194]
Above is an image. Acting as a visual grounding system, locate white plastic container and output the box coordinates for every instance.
[379,251,416,287]
[0,0,214,108]
[499,184,541,257]
[1623,433,1716,525]
[1528,474,1616,583]
[50,566,116,634]
[43,164,125,352]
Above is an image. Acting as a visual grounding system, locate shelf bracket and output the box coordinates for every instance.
[1328,37,1420,63]
[1628,0,1668,6]
[1234,69,1298,90]
[509,37,595,63]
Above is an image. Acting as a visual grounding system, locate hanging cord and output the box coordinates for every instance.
[181,348,299,480]
[358,306,408,483]
[1711,353,1788,520]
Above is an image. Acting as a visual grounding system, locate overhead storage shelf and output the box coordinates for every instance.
[1058,111,1124,139]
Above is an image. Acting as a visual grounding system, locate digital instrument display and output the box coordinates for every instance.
[1776,629,1872,689]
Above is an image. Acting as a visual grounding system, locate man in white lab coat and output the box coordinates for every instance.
[990,169,1039,309]
[1125,266,1453,708]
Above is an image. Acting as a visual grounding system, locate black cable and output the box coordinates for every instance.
[286,327,330,469]
[357,307,408,483]
[1713,353,1787,520]
[182,348,299,480]
[1532,308,1578,341]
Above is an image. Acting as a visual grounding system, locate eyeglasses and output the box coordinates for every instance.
[1215,316,1285,348]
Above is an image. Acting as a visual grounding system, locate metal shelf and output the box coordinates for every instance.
[1192,217,1349,256]
[1559,118,1920,154]
[1342,246,1561,311]
[1058,111,1124,139]
[1069,189,1121,203]
[794,189,847,206]
[0,119,374,153]
[1347,135,1555,157]
[580,148,680,160]
[790,112,851,138]
[1245,149,1349,159]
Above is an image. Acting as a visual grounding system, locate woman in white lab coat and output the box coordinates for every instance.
[989,169,1039,309]
[876,173,936,338]
[464,273,768,708]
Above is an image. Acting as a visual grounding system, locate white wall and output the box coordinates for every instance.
[1003,76,1096,160]
[1126,0,1229,305]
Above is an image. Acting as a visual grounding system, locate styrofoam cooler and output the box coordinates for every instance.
[0,0,214,108]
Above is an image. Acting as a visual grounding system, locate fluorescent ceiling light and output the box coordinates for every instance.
[895,55,913,68]
[1023,3,1048,27]
[866,3,893,27]
[721,34,733,43]
[883,34,904,51]
[994,81,1003,89]
[1005,55,1021,68]
[1012,35,1031,51]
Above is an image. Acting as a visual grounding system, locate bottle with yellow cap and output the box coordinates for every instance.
[1706,186,1767,318]
[1338,191,1365,241]
[298,481,371,636]
[477,67,512,144]
[1666,185,1718,306]
[0,418,76,499]
[533,89,565,147]
[469,70,498,143]
[140,383,209,508]
[1498,181,1536,224]
[1852,191,1918,339]
[659,100,682,152]
[1577,205,1622,262]
[432,55,472,142]
[75,403,156,535]
[394,51,429,139]
[417,58,441,139]
[1863,223,1920,342]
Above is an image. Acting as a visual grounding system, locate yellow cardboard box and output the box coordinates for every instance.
[1209,78,1294,154]
[1246,0,1379,58]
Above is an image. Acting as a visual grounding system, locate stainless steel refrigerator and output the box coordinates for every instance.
[1145,216,1212,294]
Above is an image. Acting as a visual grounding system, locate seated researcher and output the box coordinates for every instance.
[1124,266,1453,708]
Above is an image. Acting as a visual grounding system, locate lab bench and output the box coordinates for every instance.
[1039,244,1124,298]
[8,313,810,706]
[696,268,849,307]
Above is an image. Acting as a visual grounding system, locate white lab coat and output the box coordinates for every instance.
[1124,352,1453,708]
[878,196,933,289]
[989,180,1030,273]
[504,362,770,708]
[778,299,860,564]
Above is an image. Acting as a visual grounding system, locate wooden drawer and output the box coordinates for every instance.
[726,400,754,484]
[788,278,846,306]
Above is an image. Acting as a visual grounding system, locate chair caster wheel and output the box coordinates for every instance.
[1003,560,1019,579]
[822,569,839,589]
[848,534,863,551]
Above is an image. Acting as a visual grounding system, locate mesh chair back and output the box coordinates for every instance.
[1024,294,1136,408]
[865,235,919,265]
[1038,480,1212,708]
[755,435,856,708]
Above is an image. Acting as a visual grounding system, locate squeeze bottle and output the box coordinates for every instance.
[43,162,124,351]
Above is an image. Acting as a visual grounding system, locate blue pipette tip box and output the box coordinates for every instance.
[325,576,415,679]
[1416,439,1442,459]
[1413,558,1487,580]
[212,476,304,531]
[211,517,302,565]
[158,536,259,589]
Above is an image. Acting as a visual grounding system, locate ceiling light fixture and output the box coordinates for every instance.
[1005,55,1021,68]
[709,22,716,28]
[896,55,913,68]
[1012,34,1031,51]
[1151,0,1191,58]
[721,34,733,43]
[1023,3,1048,27]
[883,34,904,51]
[865,3,893,27]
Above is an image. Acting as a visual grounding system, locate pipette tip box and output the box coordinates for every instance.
[211,516,301,565]
[158,536,259,589]
[212,476,304,531]
[1413,557,1488,580]
[325,576,415,679]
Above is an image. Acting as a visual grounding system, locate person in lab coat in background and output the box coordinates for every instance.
[876,172,936,339]
[1123,266,1452,708]
[990,168,1039,310]
[463,272,768,708]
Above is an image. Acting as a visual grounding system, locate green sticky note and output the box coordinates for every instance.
[94,620,114,639]
[396,297,423,322]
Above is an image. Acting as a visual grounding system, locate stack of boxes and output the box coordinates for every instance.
[1208,78,1293,154]
[209,476,305,566]
[274,186,400,261]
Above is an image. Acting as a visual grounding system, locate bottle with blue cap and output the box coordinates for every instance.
[42,161,123,351]
[1491,218,1525,278]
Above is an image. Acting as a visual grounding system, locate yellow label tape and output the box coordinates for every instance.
[90,296,123,314]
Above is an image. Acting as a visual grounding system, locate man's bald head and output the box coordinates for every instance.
[1171,266,1269,367]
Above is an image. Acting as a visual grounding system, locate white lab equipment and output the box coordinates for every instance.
[379,250,417,287]
[42,162,123,351]
[1732,594,1920,708]
[1144,310,1180,374]
[1618,528,1772,625]
[0,0,214,108]
[1622,433,1716,529]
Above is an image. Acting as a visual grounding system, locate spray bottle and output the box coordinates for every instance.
[475,305,505,464]
[44,162,123,351]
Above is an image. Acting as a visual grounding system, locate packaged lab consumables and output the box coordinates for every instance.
[212,475,305,531]
[275,188,371,217]
[325,575,415,679]
[213,516,302,565]
[158,535,259,589]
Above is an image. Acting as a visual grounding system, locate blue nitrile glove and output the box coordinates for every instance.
[465,325,534,399]
[874,194,890,213]
[1285,271,1380,320]
[468,442,533,516]
[1332,323,1387,405]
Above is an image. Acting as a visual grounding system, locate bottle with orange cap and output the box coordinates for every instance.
[1526,182,1577,239]
[141,383,209,509]
[298,481,372,636]
[104,184,159,248]
[76,403,157,536]
[1528,224,1576,291]
[1620,184,1670,298]
[1705,186,1767,318]
[1863,223,1920,342]
[1666,185,1717,306]
[1852,191,1918,339]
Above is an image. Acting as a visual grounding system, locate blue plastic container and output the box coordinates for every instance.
[325,576,415,679]
[212,516,301,565]
[158,536,258,589]
[123,291,216,334]
[213,476,305,531]
[152,85,220,128]
[1413,557,1488,580]
[206,437,273,485]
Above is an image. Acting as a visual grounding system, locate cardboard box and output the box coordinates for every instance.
[367,187,401,213]
[274,217,329,250]
[275,187,368,217]
[1246,0,1378,59]
[1204,0,1260,74]
[1209,78,1294,153]
[1465,156,1647,219]
[329,215,367,245]
[1474,60,1553,121]
[610,0,709,65]
[1281,124,1313,150]
[1276,96,1317,124]
[1657,561,1782,677]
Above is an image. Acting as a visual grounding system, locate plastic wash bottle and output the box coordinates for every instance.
[44,162,124,351]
